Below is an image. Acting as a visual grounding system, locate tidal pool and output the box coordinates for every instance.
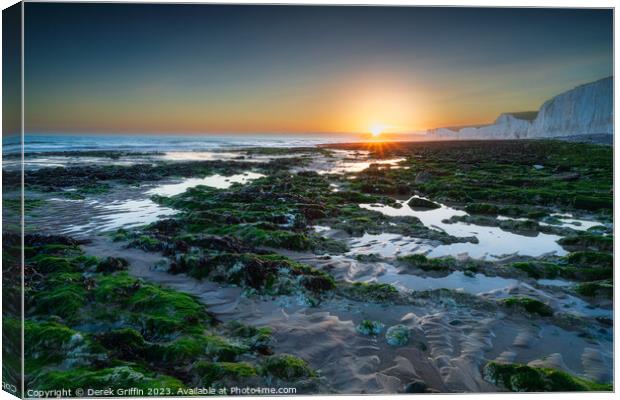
[377,270,519,295]
[546,214,606,231]
[360,196,568,259]
[148,172,265,195]
[62,199,178,234]
[497,214,603,232]
[61,172,264,235]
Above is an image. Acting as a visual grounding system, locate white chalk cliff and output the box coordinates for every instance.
[427,77,613,139]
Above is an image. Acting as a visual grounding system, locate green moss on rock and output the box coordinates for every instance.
[32,366,184,392]
[559,234,613,252]
[567,251,613,268]
[397,254,453,271]
[575,280,613,299]
[483,361,612,392]
[356,319,385,336]
[503,297,553,317]
[385,324,410,346]
[261,354,315,380]
[195,361,258,386]
[343,282,399,303]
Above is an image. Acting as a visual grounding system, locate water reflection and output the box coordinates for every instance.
[360,196,568,259]
[378,270,519,295]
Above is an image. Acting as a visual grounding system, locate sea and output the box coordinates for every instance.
[2,133,372,154]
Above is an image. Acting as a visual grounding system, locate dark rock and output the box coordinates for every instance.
[192,235,250,253]
[96,257,129,273]
[404,379,428,393]
[149,218,181,234]
[407,197,441,209]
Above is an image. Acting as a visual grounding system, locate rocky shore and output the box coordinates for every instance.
[3,139,613,394]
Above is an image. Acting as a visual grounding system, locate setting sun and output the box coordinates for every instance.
[369,123,386,137]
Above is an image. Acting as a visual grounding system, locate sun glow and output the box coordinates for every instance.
[369,123,386,137]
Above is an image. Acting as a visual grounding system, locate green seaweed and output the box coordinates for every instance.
[397,254,454,271]
[483,361,612,392]
[342,282,399,303]
[31,366,185,392]
[356,320,385,336]
[503,297,553,317]
[575,280,613,299]
[19,235,316,394]
[261,354,316,380]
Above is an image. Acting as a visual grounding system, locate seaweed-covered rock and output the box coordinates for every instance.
[558,234,613,252]
[32,366,184,392]
[194,361,258,386]
[575,280,613,299]
[356,320,385,336]
[567,251,613,268]
[94,328,149,359]
[464,203,500,215]
[342,282,399,303]
[96,257,129,273]
[397,254,454,272]
[503,297,553,317]
[20,234,317,394]
[261,354,316,380]
[225,321,272,353]
[407,197,441,210]
[385,325,410,346]
[483,361,612,392]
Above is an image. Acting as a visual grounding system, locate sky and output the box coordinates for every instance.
[20,3,613,136]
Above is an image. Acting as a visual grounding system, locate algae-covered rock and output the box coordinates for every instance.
[510,261,561,279]
[343,282,399,303]
[152,335,247,364]
[567,251,613,268]
[94,328,149,360]
[397,254,454,271]
[20,234,317,394]
[32,366,184,392]
[32,278,86,322]
[503,297,553,317]
[385,324,410,346]
[261,354,316,380]
[195,361,258,386]
[225,321,272,353]
[407,197,441,209]
[356,319,385,336]
[96,256,129,273]
[558,234,613,252]
[483,361,612,392]
[465,203,500,215]
[575,280,613,299]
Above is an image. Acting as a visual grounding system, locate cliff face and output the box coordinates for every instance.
[528,77,613,137]
[427,77,613,139]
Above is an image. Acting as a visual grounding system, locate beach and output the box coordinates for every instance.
[2,136,613,393]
